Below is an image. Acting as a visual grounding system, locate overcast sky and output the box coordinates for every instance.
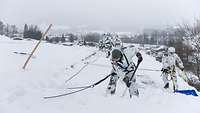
[0,0,200,33]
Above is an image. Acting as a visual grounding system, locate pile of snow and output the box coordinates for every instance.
[0,35,199,113]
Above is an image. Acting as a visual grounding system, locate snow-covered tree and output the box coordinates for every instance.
[178,19,200,80]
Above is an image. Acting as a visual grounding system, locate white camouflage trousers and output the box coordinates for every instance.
[106,71,139,97]
[162,66,178,91]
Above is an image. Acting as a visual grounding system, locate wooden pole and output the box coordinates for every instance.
[22,24,52,69]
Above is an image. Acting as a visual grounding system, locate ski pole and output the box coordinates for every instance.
[121,87,128,97]
[65,55,99,84]
[44,74,112,99]
[67,85,90,89]
[67,51,98,69]
[121,61,140,97]
[138,68,161,72]
[65,63,89,83]
[180,70,189,83]
[171,76,176,92]
[129,62,140,83]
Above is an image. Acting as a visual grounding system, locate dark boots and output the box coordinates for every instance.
[164,83,169,89]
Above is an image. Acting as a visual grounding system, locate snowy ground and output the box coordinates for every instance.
[0,35,200,113]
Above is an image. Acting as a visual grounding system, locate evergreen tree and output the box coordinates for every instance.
[10,25,18,35]
[83,33,101,43]
[23,24,42,40]
[61,34,66,42]
[0,21,4,35]
[68,33,75,42]
[23,24,29,38]
[5,24,10,36]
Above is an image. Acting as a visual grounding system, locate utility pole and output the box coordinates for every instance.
[22,24,52,69]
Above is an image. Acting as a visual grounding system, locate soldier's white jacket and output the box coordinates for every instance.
[104,38,113,47]
[113,38,123,48]
[111,47,139,79]
[162,53,184,70]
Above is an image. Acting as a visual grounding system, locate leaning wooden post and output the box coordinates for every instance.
[22,24,52,69]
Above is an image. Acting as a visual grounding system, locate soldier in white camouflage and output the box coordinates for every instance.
[106,46,143,98]
[161,47,187,91]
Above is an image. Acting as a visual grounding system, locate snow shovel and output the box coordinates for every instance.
[175,89,198,96]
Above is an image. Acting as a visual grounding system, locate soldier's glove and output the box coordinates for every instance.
[161,68,169,73]
[180,67,184,71]
[167,66,171,70]
[136,52,143,64]
[123,76,131,87]
[126,62,135,71]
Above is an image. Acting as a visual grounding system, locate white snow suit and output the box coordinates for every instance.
[98,40,104,50]
[161,52,184,90]
[104,36,113,58]
[113,38,123,49]
[107,47,142,97]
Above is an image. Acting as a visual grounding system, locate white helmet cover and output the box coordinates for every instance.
[168,47,175,53]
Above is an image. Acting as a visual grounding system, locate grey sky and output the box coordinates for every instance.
[0,0,200,32]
